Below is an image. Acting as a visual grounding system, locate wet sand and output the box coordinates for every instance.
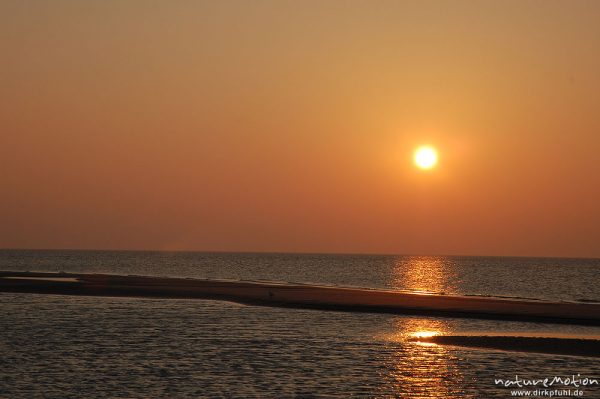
[4,276,79,282]
[1,270,599,326]
[409,334,600,358]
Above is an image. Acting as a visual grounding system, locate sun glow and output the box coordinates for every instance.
[411,331,440,339]
[414,146,438,170]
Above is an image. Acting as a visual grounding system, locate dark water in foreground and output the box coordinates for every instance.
[1,250,599,398]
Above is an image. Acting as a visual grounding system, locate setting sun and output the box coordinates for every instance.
[414,146,438,170]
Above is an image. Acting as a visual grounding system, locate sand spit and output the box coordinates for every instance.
[1,271,599,325]
[409,335,600,358]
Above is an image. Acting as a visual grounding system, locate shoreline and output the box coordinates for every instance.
[1,270,600,326]
[409,335,600,358]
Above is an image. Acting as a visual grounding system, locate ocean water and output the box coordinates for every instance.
[1,250,599,398]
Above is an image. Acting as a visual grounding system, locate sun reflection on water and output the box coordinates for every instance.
[392,256,457,294]
[378,257,472,397]
[411,330,440,339]
[378,318,472,398]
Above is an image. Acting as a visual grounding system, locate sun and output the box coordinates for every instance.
[414,146,438,170]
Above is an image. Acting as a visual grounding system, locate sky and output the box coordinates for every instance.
[1,1,599,257]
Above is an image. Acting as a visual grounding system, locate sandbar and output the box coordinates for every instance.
[409,334,600,358]
[1,271,599,326]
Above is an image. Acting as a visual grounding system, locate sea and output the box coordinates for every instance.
[1,250,599,398]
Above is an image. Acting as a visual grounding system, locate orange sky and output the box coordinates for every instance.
[1,1,599,257]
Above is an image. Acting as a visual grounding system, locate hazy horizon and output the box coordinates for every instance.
[2,1,599,258]
[2,247,599,261]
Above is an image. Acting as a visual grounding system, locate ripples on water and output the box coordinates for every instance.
[1,251,599,397]
[2,294,599,398]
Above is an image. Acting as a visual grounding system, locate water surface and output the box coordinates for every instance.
[1,250,599,398]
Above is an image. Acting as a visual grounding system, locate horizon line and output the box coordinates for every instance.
[0,247,598,261]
